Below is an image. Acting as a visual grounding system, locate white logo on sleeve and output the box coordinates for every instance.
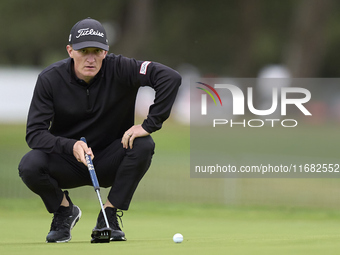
[140,61,151,75]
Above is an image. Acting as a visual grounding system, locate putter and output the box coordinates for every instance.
[80,137,112,243]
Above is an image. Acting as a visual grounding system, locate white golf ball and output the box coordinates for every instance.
[173,233,183,243]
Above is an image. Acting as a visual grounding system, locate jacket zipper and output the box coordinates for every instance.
[86,89,91,111]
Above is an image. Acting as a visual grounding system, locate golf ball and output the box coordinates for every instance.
[173,233,183,243]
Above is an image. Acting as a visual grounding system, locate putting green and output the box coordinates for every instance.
[1,199,340,255]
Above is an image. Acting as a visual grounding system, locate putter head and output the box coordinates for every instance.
[91,227,112,243]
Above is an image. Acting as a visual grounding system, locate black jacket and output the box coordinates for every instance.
[26,53,181,154]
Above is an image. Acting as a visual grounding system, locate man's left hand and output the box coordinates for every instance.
[121,124,150,149]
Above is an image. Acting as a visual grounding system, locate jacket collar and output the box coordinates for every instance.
[67,57,106,86]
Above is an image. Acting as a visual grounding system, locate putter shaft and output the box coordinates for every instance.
[96,189,110,229]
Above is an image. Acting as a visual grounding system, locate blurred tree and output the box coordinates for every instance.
[284,0,334,77]
[231,0,260,77]
[113,0,154,59]
[1,0,123,66]
[1,0,340,77]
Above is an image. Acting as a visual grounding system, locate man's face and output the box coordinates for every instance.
[67,45,108,83]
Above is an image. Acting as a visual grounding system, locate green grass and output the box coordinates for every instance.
[2,122,340,254]
[4,122,340,208]
[1,199,340,255]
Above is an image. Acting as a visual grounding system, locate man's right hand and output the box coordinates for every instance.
[73,140,94,166]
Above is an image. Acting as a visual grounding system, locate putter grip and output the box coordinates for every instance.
[80,137,100,191]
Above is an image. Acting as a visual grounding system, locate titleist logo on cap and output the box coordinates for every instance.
[69,18,109,51]
[76,28,104,39]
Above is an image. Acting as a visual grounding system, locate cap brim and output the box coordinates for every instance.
[72,41,109,51]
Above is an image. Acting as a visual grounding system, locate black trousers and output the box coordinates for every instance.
[18,136,155,213]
